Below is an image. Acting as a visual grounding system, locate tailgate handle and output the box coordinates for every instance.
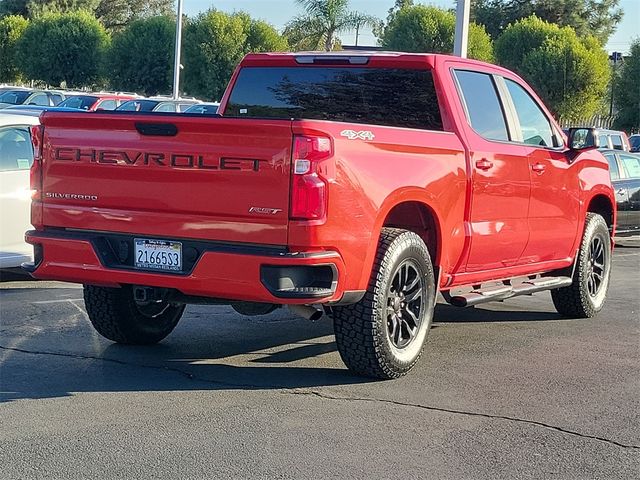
[135,123,178,137]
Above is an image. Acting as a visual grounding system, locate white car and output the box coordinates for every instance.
[0,111,39,269]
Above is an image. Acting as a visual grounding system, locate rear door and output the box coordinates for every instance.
[39,113,293,245]
[453,69,531,272]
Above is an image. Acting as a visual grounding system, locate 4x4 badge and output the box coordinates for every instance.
[340,129,375,141]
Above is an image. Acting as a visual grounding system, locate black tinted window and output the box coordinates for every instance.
[0,91,30,105]
[225,67,443,131]
[60,96,99,110]
[454,70,509,141]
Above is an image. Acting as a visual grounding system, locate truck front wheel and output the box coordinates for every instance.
[332,228,436,379]
[83,285,185,344]
[551,213,612,318]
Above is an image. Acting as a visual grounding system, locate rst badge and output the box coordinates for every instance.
[340,129,375,141]
[249,207,283,215]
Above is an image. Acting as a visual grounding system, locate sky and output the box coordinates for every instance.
[183,0,639,54]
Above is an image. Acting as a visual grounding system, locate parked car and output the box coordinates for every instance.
[593,128,631,151]
[0,85,30,93]
[58,94,137,111]
[0,111,39,269]
[4,105,90,114]
[116,98,199,113]
[629,134,640,153]
[0,89,65,109]
[25,52,615,379]
[602,149,640,236]
[184,102,220,115]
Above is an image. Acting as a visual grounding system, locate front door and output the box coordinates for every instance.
[501,78,580,264]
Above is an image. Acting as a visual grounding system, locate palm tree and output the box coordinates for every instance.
[284,0,378,51]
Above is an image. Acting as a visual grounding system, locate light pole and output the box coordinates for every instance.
[609,51,622,117]
[454,0,470,58]
[172,0,184,100]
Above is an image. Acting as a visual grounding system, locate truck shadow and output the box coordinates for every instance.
[1,288,573,403]
[434,303,565,323]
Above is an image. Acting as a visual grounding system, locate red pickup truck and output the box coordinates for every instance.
[24,52,615,379]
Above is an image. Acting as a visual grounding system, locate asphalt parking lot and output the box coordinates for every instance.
[1,241,639,479]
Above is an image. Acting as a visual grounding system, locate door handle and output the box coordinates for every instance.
[475,159,493,170]
[532,163,546,173]
[617,188,627,195]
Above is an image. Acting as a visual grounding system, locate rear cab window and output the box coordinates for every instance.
[224,67,443,131]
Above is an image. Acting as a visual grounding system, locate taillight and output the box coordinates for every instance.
[290,135,332,220]
[29,125,44,229]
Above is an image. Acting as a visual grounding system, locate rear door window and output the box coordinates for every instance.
[454,70,509,141]
[226,66,443,131]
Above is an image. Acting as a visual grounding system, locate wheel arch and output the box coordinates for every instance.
[586,193,615,234]
[356,190,445,291]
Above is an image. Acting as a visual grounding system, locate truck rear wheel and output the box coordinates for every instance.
[332,228,436,379]
[551,213,612,318]
[83,285,185,344]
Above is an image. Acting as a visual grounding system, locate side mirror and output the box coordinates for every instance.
[568,127,597,151]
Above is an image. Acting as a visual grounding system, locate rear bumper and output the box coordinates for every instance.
[24,229,359,305]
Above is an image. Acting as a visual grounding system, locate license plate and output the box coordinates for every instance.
[134,239,182,272]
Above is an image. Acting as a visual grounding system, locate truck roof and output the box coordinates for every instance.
[239,51,517,77]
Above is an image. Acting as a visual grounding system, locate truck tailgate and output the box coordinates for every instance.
[38,113,292,245]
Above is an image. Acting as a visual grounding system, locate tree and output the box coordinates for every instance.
[284,0,377,51]
[379,5,494,62]
[26,0,100,17]
[0,15,28,83]
[182,10,287,101]
[613,40,640,132]
[94,0,174,31]
[108,15,174,96]
[495,16,609,119]
[0,0,29,17]
[0,0,174,31]
[469,0,623,44]
[16,11,110,87]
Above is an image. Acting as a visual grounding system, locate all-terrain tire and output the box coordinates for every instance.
[83,285,185,344]
[551,213,612,318]
[332,228,436,379]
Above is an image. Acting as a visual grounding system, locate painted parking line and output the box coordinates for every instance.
[32,299,84,304]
